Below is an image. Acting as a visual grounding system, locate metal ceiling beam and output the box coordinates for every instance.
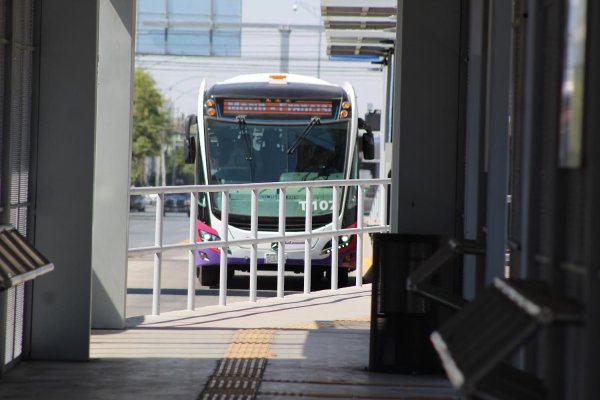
[321,6,397,18]
[326,30,396,42]
[327,45,392,57]
[324,20,396,30]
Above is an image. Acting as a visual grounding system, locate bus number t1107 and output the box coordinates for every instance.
[299,200,334,212]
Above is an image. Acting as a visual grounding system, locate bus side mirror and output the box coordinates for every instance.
[362,133,375,160]
[358,118,375,160]
[184,114,198,164]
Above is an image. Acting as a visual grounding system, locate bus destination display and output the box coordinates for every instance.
[223,99,333,116]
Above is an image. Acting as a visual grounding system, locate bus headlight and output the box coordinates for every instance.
[199,229,220,242]
[320,235,353,255]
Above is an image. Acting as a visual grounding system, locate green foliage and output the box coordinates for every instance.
[131,68,170,185]
[168,144,195,185]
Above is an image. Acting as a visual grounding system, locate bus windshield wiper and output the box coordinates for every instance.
[236,115,253,161]
[287,116,321,154]
[236,115,255,181]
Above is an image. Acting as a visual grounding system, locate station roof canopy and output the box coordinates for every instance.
[321,0,396,58]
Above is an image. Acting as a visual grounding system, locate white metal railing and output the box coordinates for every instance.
[129,178,391,315]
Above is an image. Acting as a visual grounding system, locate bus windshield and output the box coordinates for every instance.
[206,119,348,184]
[206,118,349,219]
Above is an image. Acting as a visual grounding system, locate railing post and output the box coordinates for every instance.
[331,186,339,290]
[152,193,164,316]
[250,189,258,302]
[356,184,364,287]
[277,187,286,298]
[187,191,198,311]
[303,186,313,294]
[219,191,229,306]
[379,183,388,228]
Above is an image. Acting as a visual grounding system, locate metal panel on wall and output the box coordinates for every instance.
[1,0,35,374]
[9,0,34,235]
[3,285,24,365]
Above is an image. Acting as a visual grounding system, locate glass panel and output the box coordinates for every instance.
[558,0,588,168]
[214,0,241,17]
[138,0,165,14]
[136,0,240,56]
[168,0,210,21]
[212,30,241,56]
[212,0,240,57]
[167,28,210,55]
[136,29,165,54]
[137,0,167,55]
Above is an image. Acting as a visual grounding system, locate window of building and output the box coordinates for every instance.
[136,0,241,56]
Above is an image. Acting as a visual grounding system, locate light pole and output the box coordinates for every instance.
[279,26,291,73]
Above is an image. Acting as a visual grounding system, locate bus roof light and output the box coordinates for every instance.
[341,101,351,109]
[207,108,216,116]
[206,99,215,107]
[340,110,349,118]
[269,74,288,85]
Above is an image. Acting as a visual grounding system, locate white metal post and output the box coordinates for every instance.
[250,189,258,302]
[331,186,339,290]
[379,183,388,228]
[219,191,229,306]
[356,185,364,287]
[187,191,198,310]
[152,193,164,315]
[303,186,313,293]
[277,187,286,298]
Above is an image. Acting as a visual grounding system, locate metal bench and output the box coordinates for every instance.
[0,225,54,290]
[430,278,582,399]
[406,238,485,310]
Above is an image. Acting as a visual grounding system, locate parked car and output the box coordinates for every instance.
[164,193,190,214]
[129,194,146,212]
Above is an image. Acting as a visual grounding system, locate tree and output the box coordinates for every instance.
[131,68,169,186]
[168,142,196,185]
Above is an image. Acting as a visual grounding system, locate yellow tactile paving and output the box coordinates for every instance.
[223,328,277,359]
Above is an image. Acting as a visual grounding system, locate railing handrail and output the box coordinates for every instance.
[129,178,392,195]
[129,225,389,255]
[128,177,391,314]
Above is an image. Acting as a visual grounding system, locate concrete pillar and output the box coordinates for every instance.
[390,0,465,238]
[91,0,135,330]
[31,0,134,360]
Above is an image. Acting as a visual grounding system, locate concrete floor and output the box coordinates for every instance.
[0,285,459,399]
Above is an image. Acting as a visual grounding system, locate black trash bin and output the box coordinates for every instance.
[369,233,443,374]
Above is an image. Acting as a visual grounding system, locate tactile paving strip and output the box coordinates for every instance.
[198,329,276,400]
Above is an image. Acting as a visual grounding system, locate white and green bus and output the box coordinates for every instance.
[184,73,374,287]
